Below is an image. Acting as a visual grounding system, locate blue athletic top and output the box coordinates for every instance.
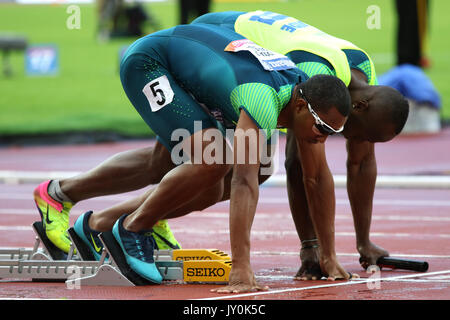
[122,24,308,137]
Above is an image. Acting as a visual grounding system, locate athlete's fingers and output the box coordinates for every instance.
[211,284,269,294]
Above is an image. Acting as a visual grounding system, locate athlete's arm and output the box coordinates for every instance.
[346,139,389,266]
[285,130,317,243]
[296,136,350,280]
[212,109,268,293]
[285,130,323,280]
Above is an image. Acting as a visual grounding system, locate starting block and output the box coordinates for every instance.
[183,260,232,283]
[0,221,232,286]
[171,248,230,261]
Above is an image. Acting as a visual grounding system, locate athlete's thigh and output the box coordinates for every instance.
[120,53,219,153]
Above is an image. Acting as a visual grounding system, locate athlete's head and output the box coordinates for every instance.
[290,74,351,143]
[343,85,409,142]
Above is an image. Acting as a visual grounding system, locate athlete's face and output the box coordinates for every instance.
[345,85,403,143]
[343,102,397,143]
[293,99,347,144]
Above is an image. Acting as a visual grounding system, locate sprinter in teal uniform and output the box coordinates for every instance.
[69,23,352,292]
[116,23,353,291]
[33,16,399,291]
[119,23,304,152]
[192,11,410,279]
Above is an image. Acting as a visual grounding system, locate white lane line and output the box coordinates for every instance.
[185,212,450,222]
[255,275,450,283]
[3,172,450,188]
[371,215,450,222]
[2,209,450,224]
[0,247,448,260]
[0,226,32,231]
[425,275,450,280]
[384,279,450,283]
[2,192,450,207]
[172,229,450,239]
[0,209,84,216]
[253,276,450,283]
[194,212,450,222]
[195,269,450,300]
[255,275,294,281]
[251,251,450,259]
[263,198,450,207]
[1,225,449,239]
[0,209,36,215]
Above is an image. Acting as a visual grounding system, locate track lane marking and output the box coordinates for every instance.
[196,269,450,300]
[1,225,450,239]
[2,193,450,207]
[1,247,449,260]
[2,209,450,224]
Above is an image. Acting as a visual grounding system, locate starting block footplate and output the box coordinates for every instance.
[1,221,231,286]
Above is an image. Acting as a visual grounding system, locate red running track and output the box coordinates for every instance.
[0,129,450,300]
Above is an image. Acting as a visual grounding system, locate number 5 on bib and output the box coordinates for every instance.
[142,75,174,112]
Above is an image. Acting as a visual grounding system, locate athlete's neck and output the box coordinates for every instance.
[277,84,301,128]
[348,69,372,105]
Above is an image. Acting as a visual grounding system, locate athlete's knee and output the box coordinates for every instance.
[209,179,225,203]
[201,163,232,182]
[197,180,225,211]
[146,142,175,184]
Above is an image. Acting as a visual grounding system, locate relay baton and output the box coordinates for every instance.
[360,257,429,272]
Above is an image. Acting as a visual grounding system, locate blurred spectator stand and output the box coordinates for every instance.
[0,34,28,77]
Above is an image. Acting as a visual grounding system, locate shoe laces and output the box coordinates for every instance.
[133,232,156,263]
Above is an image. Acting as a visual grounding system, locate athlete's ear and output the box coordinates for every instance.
[353,100,369,110]
[297,97,307,113]
[296,79,308,113]
[297,89,310,112]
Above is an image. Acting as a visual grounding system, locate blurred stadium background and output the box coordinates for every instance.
[0,0,448,142]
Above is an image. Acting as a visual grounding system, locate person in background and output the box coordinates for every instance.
[179,0,211,24]
[395,0,431,68]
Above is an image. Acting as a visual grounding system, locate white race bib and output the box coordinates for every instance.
[224,39,296,71]
[142,75,174,112]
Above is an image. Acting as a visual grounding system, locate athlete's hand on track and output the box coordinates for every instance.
[320,256,359,281]
[211,264,269,294]
[358,241,390,269]
[295,246,323,280]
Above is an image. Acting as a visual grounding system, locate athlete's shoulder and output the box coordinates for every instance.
[230,83,285,128]
[192,11,245,27]
[172,23,241,41]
